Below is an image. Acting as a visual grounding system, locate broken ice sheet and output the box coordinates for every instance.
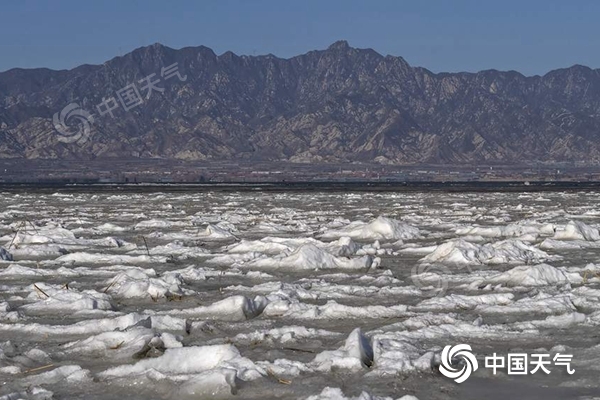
[0,191,598,399]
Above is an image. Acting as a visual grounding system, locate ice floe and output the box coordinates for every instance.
[321,216,420,241]
[455,222,556,238]
[484,263,581,287]
[54,252,167,264]
[420,239,554,265]
[19,365,91,386]
[167,295,268,321]
[20,283,114,314]
[58,327,182,360]
[103,269,190,300]
[553,220,600,241]
[304,387,419,400]
[0,312,187,337]
[0,387,54,400]
[262,298,408,320]
[312,328,374,371]
[239,244,372,271]
[98,344,263,389]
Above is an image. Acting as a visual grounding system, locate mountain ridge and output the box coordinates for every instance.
[2,41,600,164]
[3,41,596,77]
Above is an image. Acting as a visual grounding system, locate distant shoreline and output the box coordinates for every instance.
[1,181,599,193]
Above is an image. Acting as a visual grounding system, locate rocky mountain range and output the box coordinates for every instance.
[2,40,600,165]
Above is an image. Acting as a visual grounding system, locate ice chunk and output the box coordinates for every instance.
[98,344,262,381]
[0,247,13,261]
[103,270,188,300]
[305,387,419,400]
[514,313,587,329]
[226,238,297,255]
[242,244,372,271]
[0,264,71,278]
[20,365,91,386]
[58,327,182,360]
[539,239,594,250]
[553,220,600,241]
[456,222,555,238]
[230,280,419,301]
[11,245,66,258]
[304,387,414,400]
[312,328,373,371]
[0,345,51,374]
[0,302,20,322]
[139,241,210,259]
[0,387,54,400]
[420,239,553,265]
[59,328,154,358]
[20,283,113,314]
[321,216,420,241]
[485,264,580,287]
[226,325,341,346]
[263,299,408,320]
[200,224,237,240]
[227,236,361,258]
[327,236,361,256]
[207,251,265,266]
[0,313,186,337]
[476,292,576,315]
[135,219,176,229]
[0,226,75,246]
[96,222,128,232]
[176,369,238,398]
[168,295,268,321]
[414,293,514,312]
[370,338,435,376]
[55,252,167,264]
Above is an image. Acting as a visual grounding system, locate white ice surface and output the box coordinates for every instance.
[420,239,554,265]
[321,216,420,241]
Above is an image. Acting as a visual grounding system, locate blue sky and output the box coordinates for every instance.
[1,0,600,75]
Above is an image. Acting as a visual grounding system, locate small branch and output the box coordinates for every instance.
[109,341,125,350]
[33,284,49,299]
[103,277,118,293]
[23,364,54,374]
[283,347,315,354]
[7,221,23,249]
[266,368,292,385]
[140,235,151,257]
[24,219,39,234]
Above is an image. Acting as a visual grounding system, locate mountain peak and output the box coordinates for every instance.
[137,42,170,52]
[327,40,351,51]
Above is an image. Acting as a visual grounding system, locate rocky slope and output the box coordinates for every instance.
[2,40,600,164]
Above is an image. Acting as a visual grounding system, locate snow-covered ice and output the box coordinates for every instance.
[0,189,598,399]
